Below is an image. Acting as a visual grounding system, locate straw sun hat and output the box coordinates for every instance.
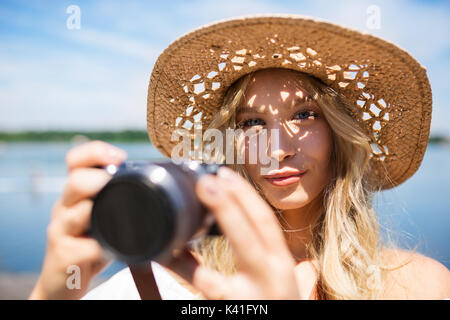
[146,14,432,190]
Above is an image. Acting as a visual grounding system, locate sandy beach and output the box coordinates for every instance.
[0,273,107,299]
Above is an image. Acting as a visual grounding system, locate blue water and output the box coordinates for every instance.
[0,142,448,278]
[0,142,164,277]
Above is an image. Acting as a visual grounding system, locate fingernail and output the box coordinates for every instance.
[217,166,238,182]
[199,175,222,197]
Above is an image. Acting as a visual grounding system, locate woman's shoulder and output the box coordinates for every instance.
[381,248,450,299]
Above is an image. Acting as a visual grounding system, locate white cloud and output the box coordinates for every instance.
[0,47,149,130]
[63,28,161,64]
[0,0,449,135]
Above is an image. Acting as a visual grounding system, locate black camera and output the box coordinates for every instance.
[90,160,223,265]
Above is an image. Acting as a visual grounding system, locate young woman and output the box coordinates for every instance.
[29,15,449,300]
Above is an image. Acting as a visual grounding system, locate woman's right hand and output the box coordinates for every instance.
[29,141,127,300]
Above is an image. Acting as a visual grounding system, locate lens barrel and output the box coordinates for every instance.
[91,160,222,265]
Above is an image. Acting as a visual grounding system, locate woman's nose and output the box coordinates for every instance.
[270,148,295,163]
[268,128,296,163]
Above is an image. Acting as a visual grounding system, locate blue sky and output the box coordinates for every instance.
[1,0,449,135]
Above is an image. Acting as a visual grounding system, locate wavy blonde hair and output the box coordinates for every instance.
[190,68,401,299]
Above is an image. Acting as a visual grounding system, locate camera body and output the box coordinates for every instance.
[90,160,222,265]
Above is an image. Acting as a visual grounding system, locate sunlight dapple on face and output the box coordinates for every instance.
[169,34,392,163]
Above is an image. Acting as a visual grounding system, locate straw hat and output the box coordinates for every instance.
[147,14,432,190]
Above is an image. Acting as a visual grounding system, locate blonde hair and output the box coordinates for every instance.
[191,68,400,299]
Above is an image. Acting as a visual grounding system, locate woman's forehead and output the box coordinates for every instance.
[244,70,311,101]
[247,69,307,89]
[239,79,313,113]
[237,93,318,116]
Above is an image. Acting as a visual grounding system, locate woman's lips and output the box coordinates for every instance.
[263,171,307,187]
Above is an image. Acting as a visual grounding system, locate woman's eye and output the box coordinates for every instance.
[239,118,265,127]
[293,110,318,121]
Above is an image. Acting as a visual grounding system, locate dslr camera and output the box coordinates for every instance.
[90,160,223,265]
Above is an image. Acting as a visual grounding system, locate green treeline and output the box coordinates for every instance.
[0,130,448,144]
[0,130,151,143]
[429,136,450,144]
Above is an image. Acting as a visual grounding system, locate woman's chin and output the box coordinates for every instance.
[269,198,311,211]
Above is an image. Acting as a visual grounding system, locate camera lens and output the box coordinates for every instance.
[91,174,175,264]
[91,161,220,265]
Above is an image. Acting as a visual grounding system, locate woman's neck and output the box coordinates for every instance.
[278,194,324,263]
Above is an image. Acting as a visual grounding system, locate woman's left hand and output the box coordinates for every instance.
[166,166,304,300]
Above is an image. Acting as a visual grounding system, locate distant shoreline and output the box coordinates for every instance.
[0,130,449,145]
[0,130,151,143]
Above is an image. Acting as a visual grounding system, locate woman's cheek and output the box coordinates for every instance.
[242,122,333,210]
[237,130,257,165]
[301,123,333,191]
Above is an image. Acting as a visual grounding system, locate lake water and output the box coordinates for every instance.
[0,142,449,281]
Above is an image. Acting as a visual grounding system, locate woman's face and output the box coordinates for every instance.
[236,69,333,210]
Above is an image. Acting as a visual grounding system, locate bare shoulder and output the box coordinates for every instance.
[381,248,450,299]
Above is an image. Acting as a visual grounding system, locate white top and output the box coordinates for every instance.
[82,261,197,300]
